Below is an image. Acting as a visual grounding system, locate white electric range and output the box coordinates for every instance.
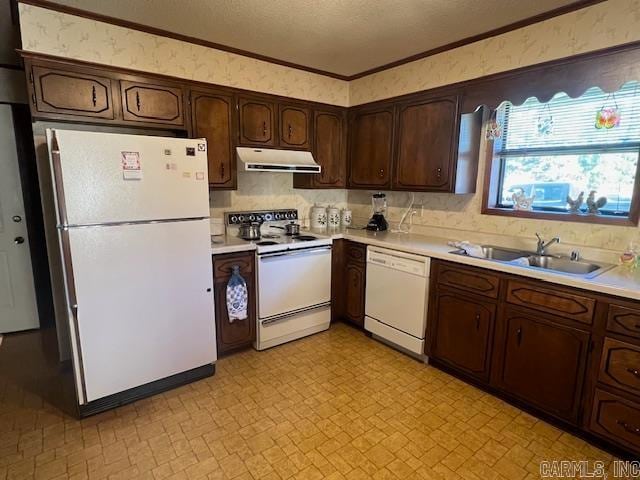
[225,209,333,350]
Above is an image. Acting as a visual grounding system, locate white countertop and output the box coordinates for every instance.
[212,228,640,301]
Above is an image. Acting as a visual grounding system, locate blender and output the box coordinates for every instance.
[366,193,389,231]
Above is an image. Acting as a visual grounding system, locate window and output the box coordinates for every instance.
[486,82,640,224]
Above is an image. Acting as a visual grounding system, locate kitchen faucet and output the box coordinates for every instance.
[535,233,560,255]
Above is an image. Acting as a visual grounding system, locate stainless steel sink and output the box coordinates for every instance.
[450,245,614,279]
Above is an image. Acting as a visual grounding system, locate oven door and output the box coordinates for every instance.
[257,246,332,319]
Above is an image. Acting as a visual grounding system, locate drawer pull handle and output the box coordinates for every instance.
[436,167,442,178]
[136,91,141,111]
[378,168,385,178]
[516,327,522,346]
[262,121,267,136]
[627,368,640,378]
[475,313,480,330]
[617,420,640,436]
[288,124,293,139]
[91,86,97,107]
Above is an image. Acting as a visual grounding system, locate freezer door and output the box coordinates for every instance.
[48,129,209,225]
[66,219,216,403]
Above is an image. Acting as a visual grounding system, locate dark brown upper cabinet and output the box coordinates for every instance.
[294,109,347,189]
[30,65,115,120]
[238,97,276,146]
[120,80,185,126]
[191,89,236,190]
[348,106,394,189]
[279,104,311,149]
[393,96,459,191]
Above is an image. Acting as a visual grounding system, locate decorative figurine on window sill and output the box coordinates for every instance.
[566,192,585,213]
[586,191,607,214]
[512,191,535,211]
[619,243,639,272]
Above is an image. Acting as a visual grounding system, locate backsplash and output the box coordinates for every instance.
[209,169,347,227]
[347,134,640,254]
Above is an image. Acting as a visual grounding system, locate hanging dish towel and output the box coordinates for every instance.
[226,266,248,322]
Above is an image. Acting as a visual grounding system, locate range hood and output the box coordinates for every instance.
[237,147,321,173]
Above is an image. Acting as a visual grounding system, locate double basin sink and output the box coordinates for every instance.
[450,245,614,279]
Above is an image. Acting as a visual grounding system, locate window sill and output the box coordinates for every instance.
[482,207,638,227]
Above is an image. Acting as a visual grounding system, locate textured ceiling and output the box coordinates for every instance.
[45,0,580,76]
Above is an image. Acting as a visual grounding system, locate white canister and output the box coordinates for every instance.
[341,209,352,227]
[310,204,327,229]
[327,206,340,229]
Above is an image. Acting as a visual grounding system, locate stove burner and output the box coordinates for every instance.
[261,234,281,239]
[256,240,279,246]
[294,235,317,241]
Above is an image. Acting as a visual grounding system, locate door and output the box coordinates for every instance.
[66,219,215,402]
[394,96,459,191]
[257,247,332,319]
[497,308,589,423]
[0,106,39,333]
[213,252,255,354]
[348,107,394,188]
[31,65,115,119]
[431,290,494,380]
[279,105,310,149]
[314,110,346,187]
[50,130,209,225]
[238,97,276,146]
[120,80,185,126]
[191,90,236,189]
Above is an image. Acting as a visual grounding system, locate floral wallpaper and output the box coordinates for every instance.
[18,4,350,106]
[350,0,640,105]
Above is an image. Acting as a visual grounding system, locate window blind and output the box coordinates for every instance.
[497,81,640,152]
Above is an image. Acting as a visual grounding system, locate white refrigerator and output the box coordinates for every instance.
[47,129,216,413]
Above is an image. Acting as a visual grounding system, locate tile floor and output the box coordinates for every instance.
[0,323,622,480]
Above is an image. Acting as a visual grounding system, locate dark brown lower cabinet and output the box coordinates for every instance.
[589,388,640,454]
[430,290,495,381]
[496,308,590,423]
[333,240,366,327]
[213,251,256,355]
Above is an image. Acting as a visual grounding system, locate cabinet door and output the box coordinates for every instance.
[497,308,590,423]
[344,262,366,327]
[348,107,394,189]
[120,80,185,126]
[31,66,115,119]
[279,105,310,149]
[213,253,256,355]
[238,97,276,146]
[431,291,495,381]
[191,90,236,189]
[394,96,458,191]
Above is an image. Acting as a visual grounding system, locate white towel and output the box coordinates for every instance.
[449,241,485,258]
[226,269,248,322]
[509,257,531,267]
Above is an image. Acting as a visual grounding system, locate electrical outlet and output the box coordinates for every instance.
[412,203,424,217]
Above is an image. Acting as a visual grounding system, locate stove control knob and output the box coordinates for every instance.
[275,213,281,220]
[249,215,255,221]
[230,215,237,223]
[264,213,273,221]
[238,215,245,222]
[284,212,291,219]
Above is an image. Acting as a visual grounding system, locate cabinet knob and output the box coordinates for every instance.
[14,236,25,245]
[12,215,22,223]
[617,420,640,436]
[220,163,225,179]
[436,167,442,178]
[288,124,293,139]
[378,168,385,178]
[627,368,640,378]
[516,327,522,346]
[262,121,267,136]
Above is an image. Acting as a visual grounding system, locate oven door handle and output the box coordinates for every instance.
[261,302,331,326]
[258,246,331,259]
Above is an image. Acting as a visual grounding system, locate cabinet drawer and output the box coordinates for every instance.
[589,388,640,454]
[436,262,500,299]
[599,337,640,397]
[506,280,595,325]
[213,252,254,279]
[345,241,366,265]
[607,304,640,341]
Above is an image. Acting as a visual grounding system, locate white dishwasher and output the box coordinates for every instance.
[365,246,430,357]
